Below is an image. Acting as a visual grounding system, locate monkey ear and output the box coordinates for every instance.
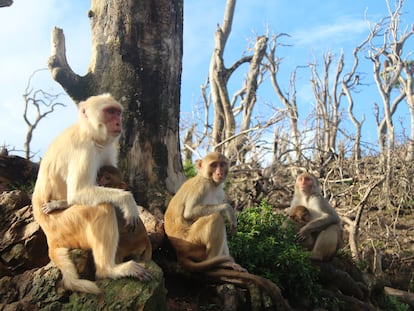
[195,159,202,170]
[81,107,89,119]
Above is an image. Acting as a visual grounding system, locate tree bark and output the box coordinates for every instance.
[48,0,185,207]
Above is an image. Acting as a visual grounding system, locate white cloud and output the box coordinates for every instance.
[292,17,368,49]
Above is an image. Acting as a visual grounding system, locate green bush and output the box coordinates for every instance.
[183,159,197,178]
[228,199,321,303]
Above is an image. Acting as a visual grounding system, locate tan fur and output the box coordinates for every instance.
[288,205,315,250]
[290,172,342,261]
[165,153,289,308]
[164,152,245,272]
[32,94,151,294]
[98,166,152,262]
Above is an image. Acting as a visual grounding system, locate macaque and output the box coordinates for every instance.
[97,165,128,189]
[32,94,151,294]
[164,152,245,272]
[42,165,152,264]
[42,165,128,214]
[289,172,342,261]
[288,205,314,250]
[164,153,290,309]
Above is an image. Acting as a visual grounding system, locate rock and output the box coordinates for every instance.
[0,261,167,310]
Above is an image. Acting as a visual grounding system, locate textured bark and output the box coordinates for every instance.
[48,0,185,207]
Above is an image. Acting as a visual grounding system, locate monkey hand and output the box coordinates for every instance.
[121,194,140,231]
[297,227,310,241]
[42,203,54,214]
[42,200,69,214]
[223,204,237,234]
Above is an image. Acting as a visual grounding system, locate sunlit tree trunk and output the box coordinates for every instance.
[400,63,414,161]
[48,0,185,207]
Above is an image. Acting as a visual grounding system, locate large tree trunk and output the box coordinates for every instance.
[48,0,185,207]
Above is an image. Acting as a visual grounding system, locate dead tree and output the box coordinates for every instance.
[47,0,185,205]
[363,0,413,204]
[22,70,65,160]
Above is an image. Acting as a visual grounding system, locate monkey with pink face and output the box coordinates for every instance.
[32,94,151,294]
[289,172,342,261]
[164,152,290,308]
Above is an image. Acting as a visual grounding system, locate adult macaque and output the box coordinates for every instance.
[42,165,152,264]
[165,152,291,309]
[288,205,314,250]
[164,152,245,272]
[290,172,342,261]
[32,94,151,294]
[42,165,128,214]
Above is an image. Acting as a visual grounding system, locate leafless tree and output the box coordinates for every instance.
[341,45,367,165]
[363,0,413,202]
[208,0,271,162]
[399,61,414,161]
[22,70,65,160]
[264,34,302,166]
[309,51,346,169]
[182,0,284,164]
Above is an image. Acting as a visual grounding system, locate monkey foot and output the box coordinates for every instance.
[127,261,152,282]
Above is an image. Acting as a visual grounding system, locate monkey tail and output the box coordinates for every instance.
[179,255,235,272]
[53,248,102,294]
[205,269,291,311]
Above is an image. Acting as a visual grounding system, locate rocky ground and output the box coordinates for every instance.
[1,154,414,310]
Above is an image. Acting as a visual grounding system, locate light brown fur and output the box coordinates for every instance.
[32,94,151,294]
[290,172,342,261]
[165,152,291,308]
[164,152,244,272]
[288,205,315,250]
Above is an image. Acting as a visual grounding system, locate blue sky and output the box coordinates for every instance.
[0,0,412,160]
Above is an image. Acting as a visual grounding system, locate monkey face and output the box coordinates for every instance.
[209,161,228,185]
[102,106,122,137]
[297,174,314,193]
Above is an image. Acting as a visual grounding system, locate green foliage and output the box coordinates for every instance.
[377,294,410,311]
[228,200,321,303]
[11,180,36,193]
[183,159,197,178]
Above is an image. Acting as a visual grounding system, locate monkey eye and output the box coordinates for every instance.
[210,163,218,169]
[105,107,121,115]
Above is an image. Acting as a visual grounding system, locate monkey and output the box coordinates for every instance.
[42,165,128,214]
[94,165,152,263]
[41,165,152,264]
[97,165,128,189]
[289,172,342,261]
[164,152,291,309]
[164,152,245,272]
[287,205,315,251]
[32,94,152,294]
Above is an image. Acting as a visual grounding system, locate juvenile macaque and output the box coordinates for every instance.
[290,172,342,261]
[288,205,314,250]
[95,165,152,263]
[32,94,151,294]
[97,165,128,189]
[164,152,245,272]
